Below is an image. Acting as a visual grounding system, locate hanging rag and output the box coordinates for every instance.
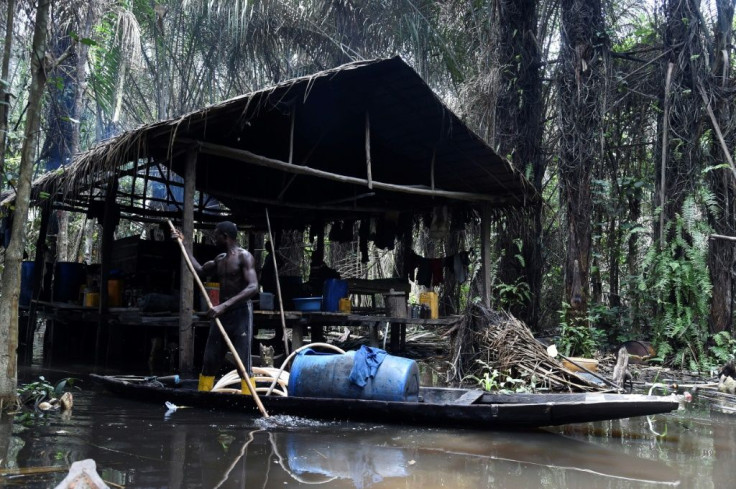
[416,257,432,287]
[453,252,469,283]
[430,258,444,285]
[349,345,388,387]
[359,219,370,263]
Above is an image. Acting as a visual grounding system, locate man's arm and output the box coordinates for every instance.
[171,229,216,276]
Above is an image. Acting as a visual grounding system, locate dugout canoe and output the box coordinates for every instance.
[90,374,680,429]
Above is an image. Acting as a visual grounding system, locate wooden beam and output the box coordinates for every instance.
[212,188,388,213]
[178,149,197,374]
[195,140,504,203]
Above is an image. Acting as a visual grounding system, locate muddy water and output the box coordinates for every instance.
[1,370,734,488]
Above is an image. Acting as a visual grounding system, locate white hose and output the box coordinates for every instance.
[213,367,291,395]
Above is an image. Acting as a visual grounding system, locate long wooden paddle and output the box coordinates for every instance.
[167,219,269,418]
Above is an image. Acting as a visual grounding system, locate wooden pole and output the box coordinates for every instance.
[365,111,373,189]
[167,220,269,418]
[481,205,492,307]
[698,81,736,181]
[430,149,435,191]
[95,179,117,366]
[710,233,736,242]
[289,106,295,165]
[178,149,196,373]
[265,208,290,356]
[194,140,507,204]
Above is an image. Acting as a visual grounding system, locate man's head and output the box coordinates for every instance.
[215,221,238,243]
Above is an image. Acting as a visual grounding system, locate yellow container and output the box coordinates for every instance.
[562,357,599,373]
[338,297,352,313]
[84,292,100,308]
[419,292,438,319]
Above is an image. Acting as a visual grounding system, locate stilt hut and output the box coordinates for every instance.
[1,57,537,372]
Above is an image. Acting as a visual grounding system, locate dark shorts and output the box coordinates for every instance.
[201,301,253,377]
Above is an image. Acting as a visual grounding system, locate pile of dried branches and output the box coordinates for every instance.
[446,303,603,392]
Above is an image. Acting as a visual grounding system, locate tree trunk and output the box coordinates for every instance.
[0,0,51,406]
[0,0,15,194]
[707,0,735,335]
[491,0,545,328]
[558,0,608,320]
[655,0,707,244]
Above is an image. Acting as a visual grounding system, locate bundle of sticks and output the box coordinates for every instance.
[445,303,604,392]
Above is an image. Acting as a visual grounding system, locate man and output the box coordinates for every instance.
[173,221,258,393]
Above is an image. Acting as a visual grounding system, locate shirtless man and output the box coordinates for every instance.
[173,221,258,393]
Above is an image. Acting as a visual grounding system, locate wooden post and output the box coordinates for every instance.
[288,106,295,164]
[178,149,197,374]
[430,149,436,191]
[95,179,118,365]
[365,111,373,189]
[265,208,290,355]
[481,205,492,307]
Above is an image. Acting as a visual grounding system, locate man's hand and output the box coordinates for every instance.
[171,228,183,241]
[207,303,227,319]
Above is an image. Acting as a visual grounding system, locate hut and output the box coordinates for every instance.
[1,57,537,371]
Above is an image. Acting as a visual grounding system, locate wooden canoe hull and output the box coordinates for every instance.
[90,374,680,429]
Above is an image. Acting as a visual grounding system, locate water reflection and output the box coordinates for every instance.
[1,378,734,488]
[273,432,410,488]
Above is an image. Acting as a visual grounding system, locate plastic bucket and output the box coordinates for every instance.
[383,291,407,318]
[53,262,86,303]
[322,278,348,312]
[20,261,35,307]
[288,349,420,402]
[200,282,220,311]
[84,292,100,308]
[107,279,123,307]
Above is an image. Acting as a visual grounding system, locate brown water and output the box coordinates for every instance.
[1,368,734,488]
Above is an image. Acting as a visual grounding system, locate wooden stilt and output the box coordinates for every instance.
[178,149,197,374]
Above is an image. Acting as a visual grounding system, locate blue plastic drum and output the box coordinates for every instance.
[288,349,420,402]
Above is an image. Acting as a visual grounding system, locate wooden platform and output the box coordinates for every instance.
[31,300,462,367]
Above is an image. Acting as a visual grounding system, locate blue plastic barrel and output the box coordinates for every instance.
[53,262,86,303]
[288,349,420,402]
[322,278,348,312]
[20,261,35,307]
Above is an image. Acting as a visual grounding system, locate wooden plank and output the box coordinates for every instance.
[451,389,485,405]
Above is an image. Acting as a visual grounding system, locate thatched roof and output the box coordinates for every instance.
[2,56,537,229]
